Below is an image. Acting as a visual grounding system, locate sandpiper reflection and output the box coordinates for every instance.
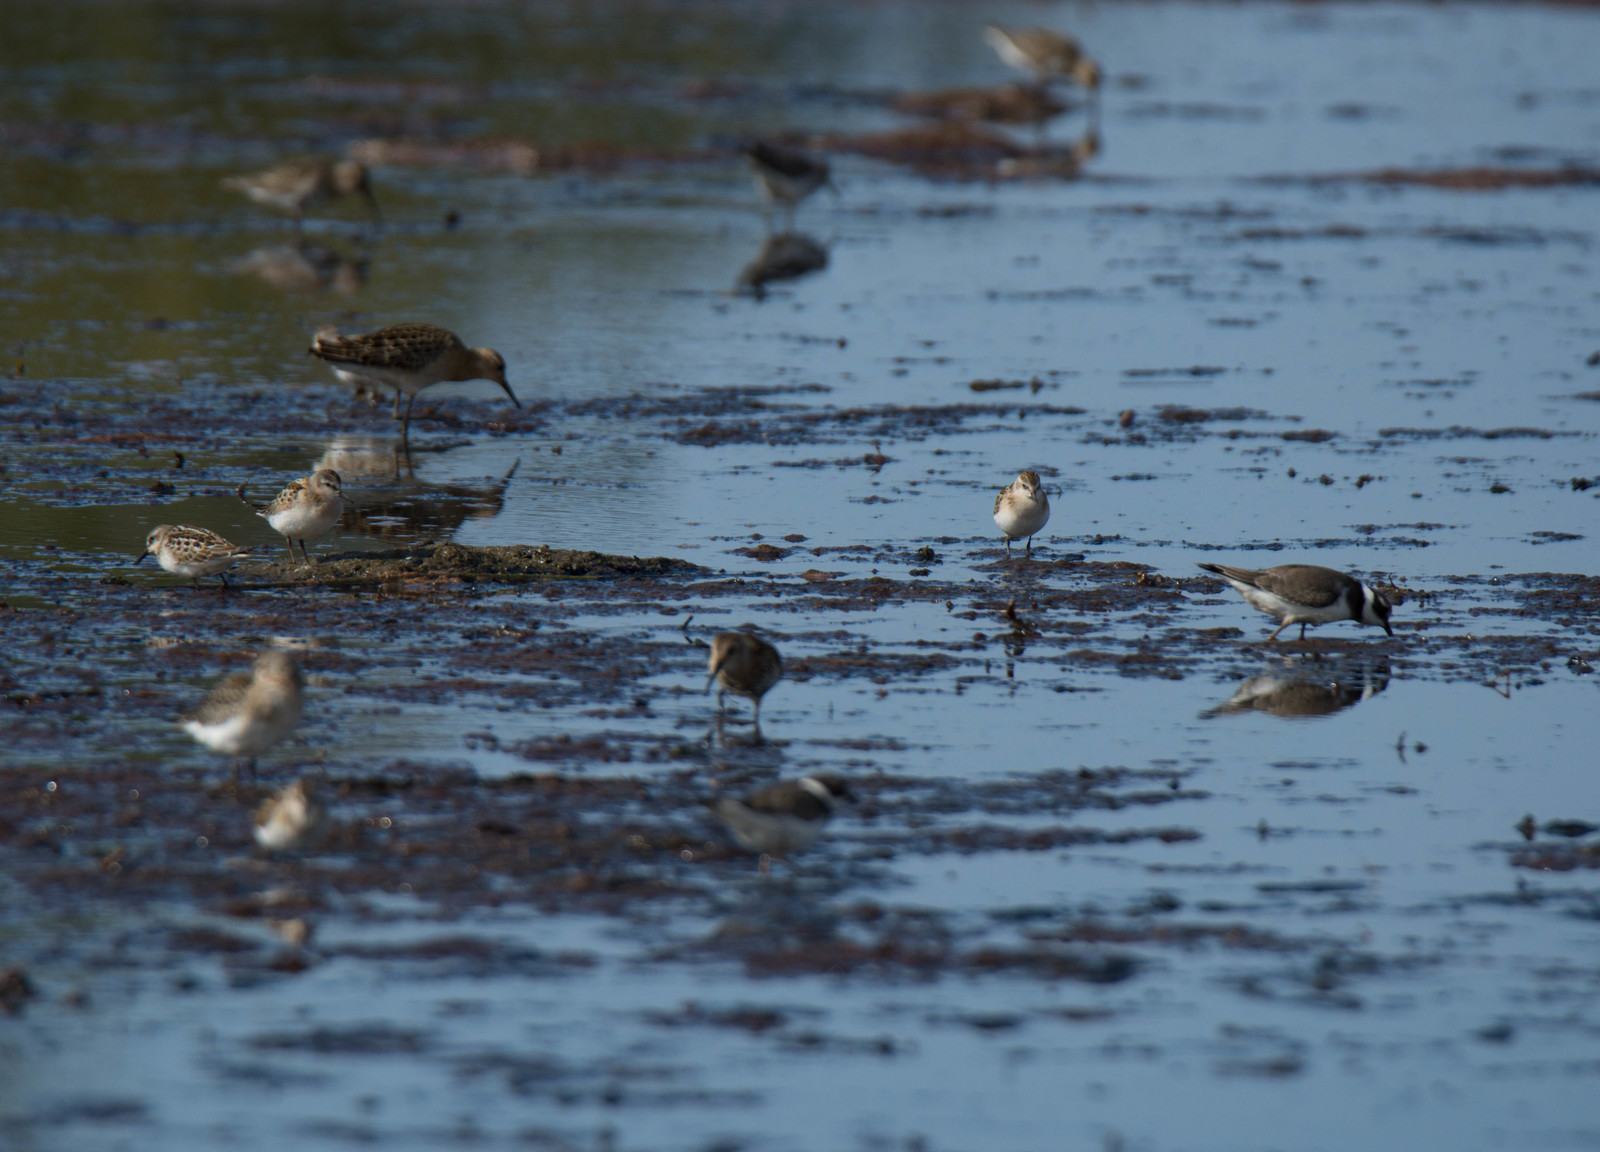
[1200,663,1390,720]
[736,232,829,300]
[231,242,368,294]
[312,437,518,540]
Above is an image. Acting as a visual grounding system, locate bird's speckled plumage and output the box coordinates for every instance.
[310,323,519,442]
[241,469,345,563]
[135,524,255,589]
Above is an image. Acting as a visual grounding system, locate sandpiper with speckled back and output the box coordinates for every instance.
[993,470,1050,557]
[182,649,305,780]
[135,525,256,589]
[239,468,345,564]
[310,323,520,443]
[222,158,380,230]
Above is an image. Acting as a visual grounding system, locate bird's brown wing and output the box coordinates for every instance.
[312,323,460,371]
[185,672,253,725]
[1251,565,1344,608]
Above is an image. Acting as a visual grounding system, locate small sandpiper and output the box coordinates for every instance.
[135,524,256,589]
[181,649,305,779]
[1198,563,1394,642]
[984,25,1103,98]
[222,158,380,230]
[713,773,855,873]
[743,141,834,230]
[310,322,520,443]
[239,468,345,564]
[253,778,329,851]
[993,470,1050,557]
[707,632,783,739]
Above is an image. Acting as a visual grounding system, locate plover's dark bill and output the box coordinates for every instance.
[1198,563,1393,641]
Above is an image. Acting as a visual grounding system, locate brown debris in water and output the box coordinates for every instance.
[249,541,698,588]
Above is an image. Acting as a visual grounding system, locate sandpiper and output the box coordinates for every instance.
[135,524,256,589]
[181,649,305,779]
[222,158,380,230]
[310,322,520,443]
[993,470,1050,557]
[713,773,855,872]
[743,141,834,229]
[239,468,345,564]
[253,778,329,851]
[984,25,1102,97]
[1198,563,1394,642]
[707,632,783,739]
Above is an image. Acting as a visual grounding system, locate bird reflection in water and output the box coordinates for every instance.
[996,125,1101,180]
[1200,663,1390,720]
[736,232,829,300]
[231,242,367,294]
[312,436,519,541]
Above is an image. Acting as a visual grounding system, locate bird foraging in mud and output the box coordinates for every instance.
[310,322,520,444]
[238,468,346,565]
[993,470,1051,557]
[1197,563,1394,642]
[135,524,257,590]
[983,25,1102,98]
[707,632,783,740]
[742,141,835,230]
[222,157,381,231]
[181,649,305,780]
[713,773,855,874]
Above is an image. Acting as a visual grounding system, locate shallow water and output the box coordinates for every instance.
[3,2,1600,1151]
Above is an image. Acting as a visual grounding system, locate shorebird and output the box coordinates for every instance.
[135,525,256,589]
[239,469,345,564]
[253,778,329,851]
[743,141,834,230]
[222,158,380,230]
[707,632,783,739]
[310,322,520,443]
[993,470,1050,557]
[181,649,305,780]
[1198,563,1394,642]
[713,773,855,873]
[984,25,1102,98]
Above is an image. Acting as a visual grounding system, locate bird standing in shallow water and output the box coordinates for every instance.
[743,142,834,231]
[239,469,345,565]
[984,25,1102,101]
[707,632,783,740]
[135,525,256,590]
[1198,563,1394,642]
[713,773,855,874]
[181,649,305,780]
[222,158,380,231]
[993,470,1051,557]
[310,322,520,444]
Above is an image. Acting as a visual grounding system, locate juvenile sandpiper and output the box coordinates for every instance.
[742,141,834,230]
[983,25,1103,98]
[1198,563,1394,642]
[222,158,380,231]
[993,470,1050,557]
[135,525,256,590]
[707,632,783,740]
[713,773,855,873]
[239,468,346,564]
[310,322,520,444]
[253,778,330,851]
[181,649,305,780]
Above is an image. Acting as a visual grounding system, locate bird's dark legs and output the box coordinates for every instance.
[402,393,417,446]
[1026,535,1034,558]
